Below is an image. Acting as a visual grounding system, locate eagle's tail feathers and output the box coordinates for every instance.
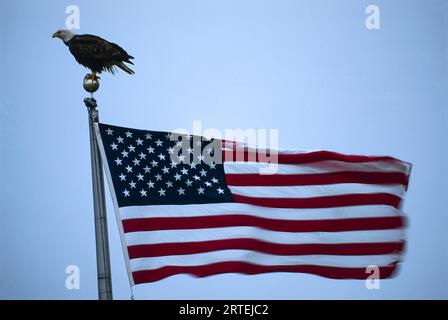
[116,62,135,75]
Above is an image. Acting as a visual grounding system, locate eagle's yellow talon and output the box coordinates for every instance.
[84,73,100,82]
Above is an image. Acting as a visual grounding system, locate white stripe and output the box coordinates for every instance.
[224,161,410,175]
[129,250,400,272]
[120,203,402,221]
[125,227,404,246]
[228,184,405,199]
[222,144,412,176]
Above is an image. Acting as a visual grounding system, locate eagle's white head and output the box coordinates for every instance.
[52,29,75,43]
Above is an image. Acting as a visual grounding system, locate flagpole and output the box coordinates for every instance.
[84,76,113,300]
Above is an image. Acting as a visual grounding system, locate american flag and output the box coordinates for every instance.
[95,123,412,285]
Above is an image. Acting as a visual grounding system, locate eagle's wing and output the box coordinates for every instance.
[109,42,134,64]
[68,34,134,73]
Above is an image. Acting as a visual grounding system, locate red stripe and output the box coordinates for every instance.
[225,171,409,187]
[122,215,405,233]
[128,239,405,259]
[221,149,408,166]
[232,193,402,209]
[132,261,399,283]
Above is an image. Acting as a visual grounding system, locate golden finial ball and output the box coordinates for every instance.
[83,74,100,93]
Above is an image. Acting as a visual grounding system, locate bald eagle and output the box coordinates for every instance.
[52,29,134,80]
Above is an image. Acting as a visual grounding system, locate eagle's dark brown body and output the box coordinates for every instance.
[65,34,134,75]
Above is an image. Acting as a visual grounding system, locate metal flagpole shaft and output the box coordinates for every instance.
[84,96,113,300]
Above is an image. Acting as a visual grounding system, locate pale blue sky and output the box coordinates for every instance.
[0,0,447,299]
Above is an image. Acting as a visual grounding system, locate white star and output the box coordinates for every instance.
[128,145,136,152]
[176,141,182,147]
[115,158,122,165]
[158,188,166,196]
[178,155,185,163]
[170,161,179,168]
[147,146,155,154]
[155,139,163,146]
[125,165,133,173]
[197,187,205,194]
[190,162,197,169]
[187,147,194,154]
[162,166,170,174]
[106,128,113,135]
[129,181,136,189]
[195,140,202,147]
[197,154,205,162]
[151,160,158,167]
[145,133,152,140]
[167,147,175,154]
[132,158,140,166]
[158,153,166,160]
[138,152,146,160]
[136,173,144,181]
[122,189,130,197]
[135,138,143,145]
[140,189,147,197]
[211,177,219,183]
[143,166,151,173]
[117,136,124,143]
[193,175,200,181]
[177,187,185,195]
[181,168,189,175]
[165,133,172,140]
[209,162,216,169]
[200,169,207,177]
[174,173,182,181]
[125,131,133,138]
[185,179,193,187]
[121,150,129,158]
[155,174,162,181]
[217,188,224,194]
[147,181,155,188]
[166,181,173,188]
[205,181,212,187]
[110,143,118,150]
[119,173,126,181]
